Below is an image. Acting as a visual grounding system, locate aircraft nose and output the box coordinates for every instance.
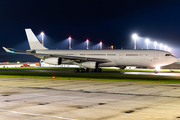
[172,56,178,63]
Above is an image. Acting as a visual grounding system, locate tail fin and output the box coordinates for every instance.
[25,29,48,50]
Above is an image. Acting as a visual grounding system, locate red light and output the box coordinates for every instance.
[86,39,89,41]
[69,36,71,39]
[100,41,102,43]
[41,31,44,35]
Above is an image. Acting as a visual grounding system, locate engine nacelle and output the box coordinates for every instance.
[81,62,97,69]
[44,58,62,65]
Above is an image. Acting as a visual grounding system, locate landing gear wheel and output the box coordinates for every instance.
[74,68,79,73]
[154,70,158,74]
[92,68,102,72]
[91,69,95,72]
[79,68,85,72]
[97,68,102,72]
[85,68,89,72]
[119,66,126,69]
[74,68,87,73]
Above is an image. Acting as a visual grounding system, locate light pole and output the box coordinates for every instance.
[41,31,44,46]
[69,36,71,49]
[40,31,44,67]
[164,45,167,51]
[168,48,171,52]
[100,41,102,49]
[86,39,89,49]
[154,41,157,49]
[132,33,138,49]
[145,38,149,49]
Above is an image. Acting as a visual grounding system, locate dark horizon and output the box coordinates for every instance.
[1,0,180,62]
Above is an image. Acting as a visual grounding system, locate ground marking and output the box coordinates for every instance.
[0,109,77,120]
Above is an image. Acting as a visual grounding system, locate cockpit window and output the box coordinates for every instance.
[165,54,173,56]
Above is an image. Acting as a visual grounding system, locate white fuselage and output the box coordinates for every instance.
[36,49,177,68]
[22,29,177,69]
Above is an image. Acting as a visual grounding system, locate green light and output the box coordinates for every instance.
[11,51,14,53]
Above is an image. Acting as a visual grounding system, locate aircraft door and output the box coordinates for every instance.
[154,52,159,59]
[119,52,123,59]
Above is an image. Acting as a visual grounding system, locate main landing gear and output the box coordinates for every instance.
[91,68,102,72]
[74,68,102,73]
[74,68,89,73]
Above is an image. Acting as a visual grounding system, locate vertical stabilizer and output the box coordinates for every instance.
[25,29,48,50]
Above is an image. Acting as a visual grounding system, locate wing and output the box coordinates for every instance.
[2,47,110,63]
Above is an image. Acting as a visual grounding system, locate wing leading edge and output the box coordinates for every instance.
[2,47,109,63]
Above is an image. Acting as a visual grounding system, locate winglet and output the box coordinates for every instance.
[2,47,12,53]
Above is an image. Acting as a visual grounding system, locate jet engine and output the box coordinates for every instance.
[44,58,62,65]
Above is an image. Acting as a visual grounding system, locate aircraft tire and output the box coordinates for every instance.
[79,68,85,73]
[154,70,158,74]
[74,68,79,73]
[97,68,102,72]
[92,69,97,72]
[85,68,89,72]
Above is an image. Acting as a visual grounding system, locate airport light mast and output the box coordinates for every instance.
[132,33,138,49]
[100,41,102,49]
[164,45,167,51]
[145,38,149,49]
[41,31,44,46]
[69,36,71,49]
[168,48,171,52]
[86,39,89,49]
[154,41,157,49]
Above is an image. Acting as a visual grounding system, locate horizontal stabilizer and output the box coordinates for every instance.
[2,47,11,53]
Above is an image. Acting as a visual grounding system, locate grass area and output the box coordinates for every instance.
[0,70,180,84]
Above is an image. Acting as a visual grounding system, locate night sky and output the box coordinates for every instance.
[1,0,180,62]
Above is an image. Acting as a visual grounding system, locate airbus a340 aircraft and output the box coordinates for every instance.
[3,29,177,73]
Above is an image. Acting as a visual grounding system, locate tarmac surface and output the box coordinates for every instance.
[1,77,180,120]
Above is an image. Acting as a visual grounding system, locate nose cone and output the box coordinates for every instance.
[171,56,178,63]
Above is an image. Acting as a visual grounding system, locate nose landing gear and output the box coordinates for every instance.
[154,70,159,74]
[154,66,160,74]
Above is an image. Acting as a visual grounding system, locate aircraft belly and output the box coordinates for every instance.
[114,57,152,67]
[99,62,117,67]
[139,58,151,66]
